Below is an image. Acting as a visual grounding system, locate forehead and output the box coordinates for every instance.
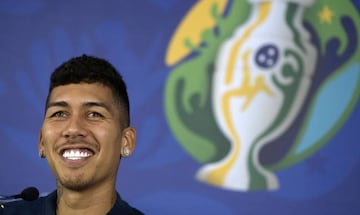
[48,83,116,106]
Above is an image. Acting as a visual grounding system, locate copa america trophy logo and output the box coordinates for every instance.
[164,0,360,191]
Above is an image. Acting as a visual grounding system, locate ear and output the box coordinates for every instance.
[38,128,46,158]
[120,127,136,157]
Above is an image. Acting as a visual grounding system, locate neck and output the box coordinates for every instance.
[56,185,117,215]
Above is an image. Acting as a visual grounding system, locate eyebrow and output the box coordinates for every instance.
[46,101,68,110]
[84,101,112,112]
[46,101,112,112]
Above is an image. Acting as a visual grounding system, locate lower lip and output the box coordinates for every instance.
[61,156,92,168]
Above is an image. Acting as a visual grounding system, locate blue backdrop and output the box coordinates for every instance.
[0,0,359,214]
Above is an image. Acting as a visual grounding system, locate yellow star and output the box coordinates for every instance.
[318,5,334,24]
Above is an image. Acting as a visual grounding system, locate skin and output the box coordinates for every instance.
[38,83,136,215]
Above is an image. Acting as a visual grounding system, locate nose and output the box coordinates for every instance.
[62,115,87,138]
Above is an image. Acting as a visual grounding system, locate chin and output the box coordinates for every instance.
[59,175,92,191]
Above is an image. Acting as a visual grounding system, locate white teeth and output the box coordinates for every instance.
[63,150,92,160]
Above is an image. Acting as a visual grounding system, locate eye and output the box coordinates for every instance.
[49,111,67,118]
[88,111,104,118]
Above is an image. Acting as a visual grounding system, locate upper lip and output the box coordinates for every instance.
[58,144,97,156]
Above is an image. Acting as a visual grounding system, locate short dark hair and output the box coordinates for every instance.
[45,54,130,127]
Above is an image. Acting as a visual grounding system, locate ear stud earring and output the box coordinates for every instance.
[123,147,130,157]
[39,151,45,159]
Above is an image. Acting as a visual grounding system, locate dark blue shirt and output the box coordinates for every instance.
[0,190,144,215]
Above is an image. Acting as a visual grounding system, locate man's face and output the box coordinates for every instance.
[38,83,135,191]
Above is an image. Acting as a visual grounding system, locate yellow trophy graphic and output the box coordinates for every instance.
[196,0,317,190]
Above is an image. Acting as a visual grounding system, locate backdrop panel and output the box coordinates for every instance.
[0,0,359,214]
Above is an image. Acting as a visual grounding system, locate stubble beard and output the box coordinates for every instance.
[58,173,95,192]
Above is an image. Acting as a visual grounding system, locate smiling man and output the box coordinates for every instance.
[1,55,144,215]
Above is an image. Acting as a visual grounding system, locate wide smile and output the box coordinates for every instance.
[59,146,96,167]
[62,149,93,160]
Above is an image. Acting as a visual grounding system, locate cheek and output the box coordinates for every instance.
[105,135,123,154]
[98,131,123,155]
[41,126,61,150]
